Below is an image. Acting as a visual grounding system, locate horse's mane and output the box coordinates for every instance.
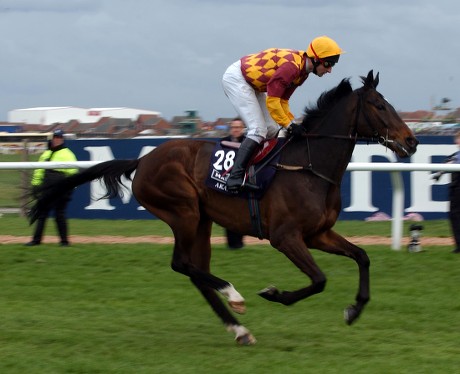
[302,78,353,126]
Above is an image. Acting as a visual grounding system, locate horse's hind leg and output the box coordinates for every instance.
[191,279,256,345]
[308,230,370,325]
[172,239,246,314]
[172,217,256,344]
[133,162,254,343]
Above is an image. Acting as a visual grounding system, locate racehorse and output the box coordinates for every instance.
[29,71,418,345]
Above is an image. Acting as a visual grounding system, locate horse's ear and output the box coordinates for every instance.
[374,72,380,88]
[366,70,374,82]
[361,70,379,89]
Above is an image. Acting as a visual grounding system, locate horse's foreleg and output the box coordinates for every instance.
[308,230,370,325]
[259,235,327,305]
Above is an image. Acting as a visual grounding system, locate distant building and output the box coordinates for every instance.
[170,110,202,135]
[8,106,161,126]
[398,110,435,122]
[0,122,23,133]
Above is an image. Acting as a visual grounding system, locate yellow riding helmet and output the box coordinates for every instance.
[307,36,344,62]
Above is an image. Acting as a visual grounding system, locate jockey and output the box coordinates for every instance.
[222,35,344,192]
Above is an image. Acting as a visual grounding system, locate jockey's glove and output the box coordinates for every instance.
[287,123,306,138]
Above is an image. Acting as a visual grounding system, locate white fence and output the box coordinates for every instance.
[2,161,460,250]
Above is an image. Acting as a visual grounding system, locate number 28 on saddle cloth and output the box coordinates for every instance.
[206,138,285,199]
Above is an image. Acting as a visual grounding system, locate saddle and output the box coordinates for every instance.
[206,138,284,199]
[220,138,278,164]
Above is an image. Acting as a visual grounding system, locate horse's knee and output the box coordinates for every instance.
[312,276,327,294]
[357,249,370,268]
[276,275,327,306]
[171,260,189,275]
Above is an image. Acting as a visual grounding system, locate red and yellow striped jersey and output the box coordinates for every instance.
[240,48,308,97]
[240,48,309,126]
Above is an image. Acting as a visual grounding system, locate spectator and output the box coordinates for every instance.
[26,129,78,247]
[432,130,460,253]
[222,118,246,249]
[222,117,246,143]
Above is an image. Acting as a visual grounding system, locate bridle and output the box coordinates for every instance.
[352,89,410,156]
[352,89,396,148]
[300,89,392,145]
[275,88,400,185]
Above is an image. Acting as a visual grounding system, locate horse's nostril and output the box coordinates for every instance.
[406,137,419,148]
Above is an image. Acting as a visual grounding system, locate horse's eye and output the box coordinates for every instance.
[376,104,386,110]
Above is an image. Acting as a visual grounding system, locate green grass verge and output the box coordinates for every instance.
[0,154,39,207]
[0,243,459,373]
[0,214,453,238]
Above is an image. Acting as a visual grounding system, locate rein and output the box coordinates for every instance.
[281,91,386,144]
[276,162,338,185]
[275,90,389,185]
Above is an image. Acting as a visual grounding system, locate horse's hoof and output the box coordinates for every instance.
[258,285,280,302]
[236,333,257,345]
[344,305,360,325]
[229,300,246,314]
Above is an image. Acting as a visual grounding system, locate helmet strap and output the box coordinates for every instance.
[310,58,321,75]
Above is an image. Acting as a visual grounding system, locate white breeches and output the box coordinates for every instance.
[222,60,280,144]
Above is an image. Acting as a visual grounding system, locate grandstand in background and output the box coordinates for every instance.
[0,106,459,139]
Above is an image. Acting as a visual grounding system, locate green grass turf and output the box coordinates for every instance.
[0,214,454,239]
[0,243,459,373]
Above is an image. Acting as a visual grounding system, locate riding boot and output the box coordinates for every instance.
[226,138,260,192]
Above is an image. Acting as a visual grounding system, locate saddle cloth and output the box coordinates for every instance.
[205,138,284,199]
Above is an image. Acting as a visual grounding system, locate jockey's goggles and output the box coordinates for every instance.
[309,42,340,68]
[322,60,336,68]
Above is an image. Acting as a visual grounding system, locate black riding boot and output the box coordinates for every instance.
[226,138,260,192]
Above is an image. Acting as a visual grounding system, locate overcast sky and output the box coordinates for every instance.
[0,0,458,122]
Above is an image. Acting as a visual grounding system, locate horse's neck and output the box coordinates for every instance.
[295,98,358,185]
[309,95,357,138]
[313,136,355,185]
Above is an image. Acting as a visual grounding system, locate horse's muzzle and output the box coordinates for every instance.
[396,136,419,157]
[405,136,419,156]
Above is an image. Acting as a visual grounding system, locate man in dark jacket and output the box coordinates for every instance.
[26,129,78,247]
[221,118,246,249]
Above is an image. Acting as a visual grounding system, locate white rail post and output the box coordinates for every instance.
[390,171,404,250]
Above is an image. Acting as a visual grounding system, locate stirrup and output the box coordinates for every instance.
[226,178,243,193]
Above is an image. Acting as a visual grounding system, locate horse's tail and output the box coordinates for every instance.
[29,159,140,224]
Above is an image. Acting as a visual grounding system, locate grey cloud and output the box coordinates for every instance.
[0,0,458,121]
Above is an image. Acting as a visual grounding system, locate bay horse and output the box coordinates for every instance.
[30,71,418,345]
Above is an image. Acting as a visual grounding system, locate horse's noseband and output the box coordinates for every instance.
[355,92,393,146]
